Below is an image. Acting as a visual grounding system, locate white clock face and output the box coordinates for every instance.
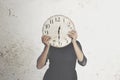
[42,15,75,48]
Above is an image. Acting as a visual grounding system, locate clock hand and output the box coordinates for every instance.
[58,26,61,40]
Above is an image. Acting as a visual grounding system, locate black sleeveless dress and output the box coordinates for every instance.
[43,41,87,80]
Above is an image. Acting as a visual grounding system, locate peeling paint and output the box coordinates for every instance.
[0,72,3,76]
[77,0,97,9]
[8,8,11,16]
[8,8,17,17]
[78,0,91,8]
[0,51,4,57]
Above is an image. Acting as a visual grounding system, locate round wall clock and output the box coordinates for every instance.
[42,15,75,48]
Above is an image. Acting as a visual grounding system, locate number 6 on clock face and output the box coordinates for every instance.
[42,15,75,48]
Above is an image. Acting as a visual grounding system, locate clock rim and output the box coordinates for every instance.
[42,14,75,48]
[50,41,73,49]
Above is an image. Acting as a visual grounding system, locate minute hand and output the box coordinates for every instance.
[58,26,61,39]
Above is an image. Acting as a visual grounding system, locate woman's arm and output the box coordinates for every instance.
[36,35,51,69]
[68,30,87,66]
[72,41,87,66]
[72,40,84,62]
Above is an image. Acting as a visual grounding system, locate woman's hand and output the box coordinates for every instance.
[37,35,51,69]
[68,30,78,42]
[41,35,51,46]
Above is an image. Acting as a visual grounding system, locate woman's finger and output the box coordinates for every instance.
[42,35,48,42]
[68,33,74,38]
[46,36,51,41]
[68,30,78,40]
[41,35,45,41]
[44,36,51,42]
[68,31,75,36]
[71,30,76,34]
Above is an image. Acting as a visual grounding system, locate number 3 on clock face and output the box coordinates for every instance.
[42,15,75,48]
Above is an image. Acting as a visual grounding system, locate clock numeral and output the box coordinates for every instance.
[68,22,71,27]
[53,40,56,42]
[52,39,57,46]
[60,43,62,46]
[70,27,73,29]
[45,24,50,29]
[65,38,68,43]
[63,18,65,23]
[52,43,55,46]
[44,30,48,34]
[55,17,60,22]
[66,40,68,43]
[50,19,54,24]
[58,41,62,46]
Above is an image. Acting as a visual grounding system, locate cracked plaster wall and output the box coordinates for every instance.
[0,0,120,80]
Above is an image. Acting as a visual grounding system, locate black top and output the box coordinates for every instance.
[43,41,87,80]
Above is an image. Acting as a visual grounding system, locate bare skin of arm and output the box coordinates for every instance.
[68,30,84,62]
[36,35,51,69]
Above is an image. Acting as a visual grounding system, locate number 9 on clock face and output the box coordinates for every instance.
[42,15,75,48]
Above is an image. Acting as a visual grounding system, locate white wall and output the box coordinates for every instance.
[0,0,120,80]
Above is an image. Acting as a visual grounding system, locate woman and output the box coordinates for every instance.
[36,30,87,80]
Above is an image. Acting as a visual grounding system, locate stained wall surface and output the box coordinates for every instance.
[0,0,120,80]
